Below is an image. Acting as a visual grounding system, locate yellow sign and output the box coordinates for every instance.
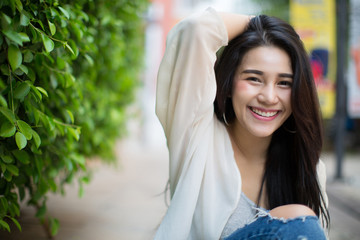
[290,0,336,118]
[348,0,360,118]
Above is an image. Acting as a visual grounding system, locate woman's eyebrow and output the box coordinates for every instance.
[242,69,293,79]
[279,73,293,78]
[242,69,263,75]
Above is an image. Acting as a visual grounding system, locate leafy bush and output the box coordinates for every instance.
[253,0,289,21]
[0,0,148,236]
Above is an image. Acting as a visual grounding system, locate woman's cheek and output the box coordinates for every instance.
[233,80,252,94]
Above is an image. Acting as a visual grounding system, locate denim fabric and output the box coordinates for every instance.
[224,215,326,240]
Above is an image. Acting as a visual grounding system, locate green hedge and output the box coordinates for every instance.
[0,0,148,236]
[253,0,289,21]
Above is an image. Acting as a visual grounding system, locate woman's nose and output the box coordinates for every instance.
[258,85,279,104]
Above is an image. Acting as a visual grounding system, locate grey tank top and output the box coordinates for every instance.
[220,192,265,239]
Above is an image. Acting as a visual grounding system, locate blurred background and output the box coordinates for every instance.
[0,0,359,239]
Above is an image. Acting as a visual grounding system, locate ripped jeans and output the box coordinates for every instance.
[224,213,327,240]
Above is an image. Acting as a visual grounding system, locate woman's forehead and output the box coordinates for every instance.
[236,46,293,75]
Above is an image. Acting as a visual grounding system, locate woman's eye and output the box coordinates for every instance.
[278,81,292,87]
[246,77,260,82]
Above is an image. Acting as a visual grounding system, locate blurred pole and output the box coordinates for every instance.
[334,0,349,180]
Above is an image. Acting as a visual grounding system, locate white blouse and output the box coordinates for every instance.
[155,7,328,240]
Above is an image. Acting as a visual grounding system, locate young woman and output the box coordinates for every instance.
[155,7,329,240]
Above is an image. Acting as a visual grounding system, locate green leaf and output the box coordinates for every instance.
[67,40,78,58]
[0,94,7,107]
[0,197,9,212]
[50,8,59,17]
[15,0,23,12]
[71,23,83,40]
[56,57,66,69]
[15,132,27,150]
[78,184,84,198]
[19,32,30,43]
[71,153,85,166]
[0,162,6,173]
[30,86,42,102]
[0,121,16,137]
[20,11,30,26]
[0,219,10,232]
[50,218,59,236]
[64,73,75,88]
[9,217,22,232]
[9,202,20,216]
[0,107,16,124]
[58,6,70,19]
[81,176,90,184]
[26,67,36,82]
[19,64,28,74]
[64,42,75,55]
[2,13,12,25]
[23,51,33,63]
[0,64,10,76]
[8,44,22,71]
[1,155,13,164]
[13,82,30,99]
[35,204,46,219]
[4,170,12,181]
[12,150,30,164]
[36,87,48,97]
[41,34,54,53]
[68,127,80,141]
[34,156,42,174]
[33,107,40,125]
[32,19,45,31]
[84,54,94,66]
[31,129,41,148]
[48,179,57,192]
[19,187,25,201]
[64,158,73,171]
[66,110,74,123]
[14,68,25,76]
[47,116,55,131]
[17,120,33,140]
[48,20,56,36]
[3,30,23,46]
[40,114,56,132]
[6,164,19,176]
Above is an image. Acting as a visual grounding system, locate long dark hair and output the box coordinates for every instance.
[214,15,330,227]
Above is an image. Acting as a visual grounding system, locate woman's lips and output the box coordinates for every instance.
[249,106,280,121]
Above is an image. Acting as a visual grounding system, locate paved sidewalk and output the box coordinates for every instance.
[0,134,359,239]
[321,152,360,240]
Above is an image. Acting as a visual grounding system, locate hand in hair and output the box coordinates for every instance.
[218,12,253,40]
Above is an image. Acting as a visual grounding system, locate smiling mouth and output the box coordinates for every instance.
[249,107,280,117]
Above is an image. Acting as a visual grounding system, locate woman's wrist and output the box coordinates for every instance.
[218,12,252,41]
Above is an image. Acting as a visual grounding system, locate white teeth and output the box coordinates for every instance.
[251,107,277,117]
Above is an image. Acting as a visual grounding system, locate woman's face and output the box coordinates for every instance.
[231,46,293,138]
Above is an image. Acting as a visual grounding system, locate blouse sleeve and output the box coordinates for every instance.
[317,160,328,207]
[317,159,329,232]
[155,8,228,194]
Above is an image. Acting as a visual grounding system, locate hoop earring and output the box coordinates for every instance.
[223,113,229,126]
[283,125,296,134]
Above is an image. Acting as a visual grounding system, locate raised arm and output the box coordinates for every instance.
[154,8,252,239]
[218,12,252,41]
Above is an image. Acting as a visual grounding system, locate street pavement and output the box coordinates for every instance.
[321,152,360,240]
[0,125,359,240]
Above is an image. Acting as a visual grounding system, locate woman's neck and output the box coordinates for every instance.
[227,123,272,164]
